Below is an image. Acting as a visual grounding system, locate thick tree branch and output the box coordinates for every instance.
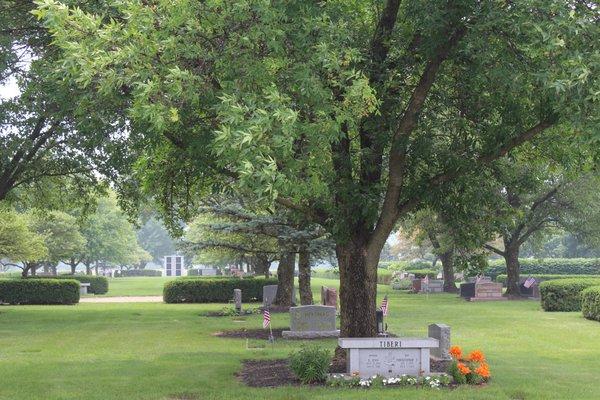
[483,243,505,257]
[369,23,468,255]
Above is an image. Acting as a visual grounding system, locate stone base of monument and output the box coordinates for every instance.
[282,329,340,339]
[338,337,439,378]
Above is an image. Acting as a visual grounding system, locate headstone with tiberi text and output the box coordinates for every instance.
[338,337,439,378]
[282,305,339,338]
[234,289,242,313]
[428,323,451,360]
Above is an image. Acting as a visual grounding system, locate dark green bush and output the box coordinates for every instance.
[0,279,80,305]
[408,269,438,279]
[540,278,600,312]
[289,345,331,384]
[116,269,162,277]
[30,275,108,294]
[163,277,278,303]
[495,274,600,285]
[486,258,600,280]
[582,286,600,322]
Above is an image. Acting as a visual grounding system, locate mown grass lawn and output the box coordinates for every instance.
[1,278,599,400]
[93,277,176,297]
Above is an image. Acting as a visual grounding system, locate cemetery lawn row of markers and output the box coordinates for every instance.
[1,284,599,400]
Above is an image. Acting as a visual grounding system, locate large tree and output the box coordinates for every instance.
[0,1,129,202]
[27,210,86,275]
[0,206,47,273]
[38,0,600,336]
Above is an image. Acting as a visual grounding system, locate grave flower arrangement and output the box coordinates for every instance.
[327,374,452,389]
[447,345,491,385]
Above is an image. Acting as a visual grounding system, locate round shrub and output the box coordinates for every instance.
[582,286,600,322]
[0,279,80,305]
[30,275,108,294]
[540,278,600,312]
[289,345,331,384]
[163,277,278,303]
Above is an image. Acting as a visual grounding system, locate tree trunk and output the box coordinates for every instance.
[336,238,378,337]
[94,264,99,276]
[252,254,271,278]
[70,258,77,274]
[298,246,313,305]
[504,243,521,297]
[274,252,295,307]
[440,250,457,293]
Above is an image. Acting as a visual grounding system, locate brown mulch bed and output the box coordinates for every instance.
[237,351,451,387]
[237,359,302,387]
[214,328,288,340]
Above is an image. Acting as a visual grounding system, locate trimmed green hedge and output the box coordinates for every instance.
[487,258,600,279]
[540,278,600,312]
[163,277,278,303]
[582,286,600,322]
[29,275,108,294]
[116,269,162,277]
[0,279,80,305]
[496,274,600,285]
[388,261,436,272]
[407,269,438,279]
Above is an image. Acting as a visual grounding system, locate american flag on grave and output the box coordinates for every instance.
[523,276,536,289]
[381,296,389,316]
[262,309,271,328]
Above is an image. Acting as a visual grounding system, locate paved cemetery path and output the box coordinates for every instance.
[80,296,163,303]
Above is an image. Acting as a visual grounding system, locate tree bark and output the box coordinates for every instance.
[504,243,521,297]
[337,238,378,337]
[252,254,271,278]
[274,252,295,307]
[69,258,78,274]
[440,250,457,293]
[298,246,313,305]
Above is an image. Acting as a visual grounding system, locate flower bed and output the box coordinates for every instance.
[327,374,452,389]
[447,346,491,384]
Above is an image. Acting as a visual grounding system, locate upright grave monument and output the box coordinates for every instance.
[338,337,439,377]
[282,305,339,338]
[428,323,451,361]
[321,286,338,308]
[262,284,297,308]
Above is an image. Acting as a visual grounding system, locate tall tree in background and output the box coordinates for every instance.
[136,216,176,267]
[39,0,600,336]
[481,136,599,296]
[26,210,86,275]
[184,200,332,306]
[0,206,47,274]
[79,195,146,274]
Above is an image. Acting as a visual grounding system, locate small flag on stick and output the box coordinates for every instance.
[381,296,389,316]
[524,276,536,289]
[262,309,271,329]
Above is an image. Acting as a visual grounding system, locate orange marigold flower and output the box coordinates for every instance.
[475,362,491,379]
[468,350,486,363]
[449,345,463,360]
[457,362,471,375]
